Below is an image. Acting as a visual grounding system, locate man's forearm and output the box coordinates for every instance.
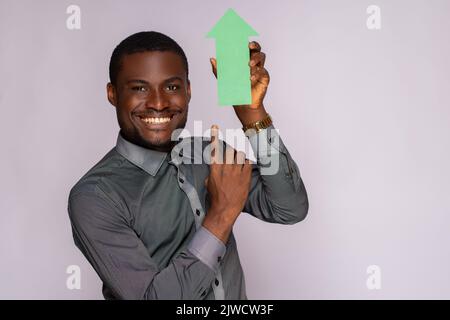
[243,125,309,223]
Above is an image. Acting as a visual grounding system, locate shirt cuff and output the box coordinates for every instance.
[187,226,226,273]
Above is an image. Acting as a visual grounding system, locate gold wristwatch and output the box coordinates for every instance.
[242,114,273,134]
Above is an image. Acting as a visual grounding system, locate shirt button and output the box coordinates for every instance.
[179,177,184,183]
[196,209,201,216]
[201,290,207,297]
[215,279,219,286]
[217,256,222,262]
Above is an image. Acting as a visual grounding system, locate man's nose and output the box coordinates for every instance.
[145,89,169,110]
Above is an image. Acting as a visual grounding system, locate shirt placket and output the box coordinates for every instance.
[175,162,225,300]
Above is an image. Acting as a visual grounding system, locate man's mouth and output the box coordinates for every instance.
[137,115,174,127]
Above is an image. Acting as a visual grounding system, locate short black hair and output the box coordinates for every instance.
[109,31,189,85]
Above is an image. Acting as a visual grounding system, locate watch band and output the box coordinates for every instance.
[242,114,273,134]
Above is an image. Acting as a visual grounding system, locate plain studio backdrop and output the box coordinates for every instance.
[1,0,449,299]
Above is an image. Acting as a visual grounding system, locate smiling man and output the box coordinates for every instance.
[68,31,309,300]
[109,48,189,152]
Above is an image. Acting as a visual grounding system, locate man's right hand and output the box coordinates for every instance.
[202,125,253,244]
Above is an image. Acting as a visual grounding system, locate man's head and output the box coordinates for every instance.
[107,31,191,152]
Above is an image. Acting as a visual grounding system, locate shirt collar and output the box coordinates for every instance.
[115,131,169,176]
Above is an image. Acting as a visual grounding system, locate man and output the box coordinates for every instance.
[68,31,308,300]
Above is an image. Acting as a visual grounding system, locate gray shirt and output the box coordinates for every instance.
[67,125,308,300]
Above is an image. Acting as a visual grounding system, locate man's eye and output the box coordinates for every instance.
[167,85,179,91]
[132,86,147,92]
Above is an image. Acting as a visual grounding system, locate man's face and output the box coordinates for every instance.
[107,51,191,152]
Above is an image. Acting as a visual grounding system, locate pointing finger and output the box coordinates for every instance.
[210,124,221,164]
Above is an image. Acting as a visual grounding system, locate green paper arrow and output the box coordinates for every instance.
[207,8,258,106]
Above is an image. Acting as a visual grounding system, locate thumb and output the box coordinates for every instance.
[210,57,217,78]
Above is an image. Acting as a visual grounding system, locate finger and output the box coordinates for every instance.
[241,160,253,188]
[235,151,246,166]
[204,177,209,187]
[250,68,270,87]
[249,52,266,68]
[225,145,236,164]
[210,124,221,164]
[249,41,261,52]
[210,57,217,78]
[242,158,253,175]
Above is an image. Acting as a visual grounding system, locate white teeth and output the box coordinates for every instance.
[141,117,171,124]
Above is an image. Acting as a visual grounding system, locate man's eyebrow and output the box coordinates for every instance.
[164,76,183,83]
[126,79,149,85]
[125,77,183,85]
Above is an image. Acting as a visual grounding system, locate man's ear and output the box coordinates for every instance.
[107,82,117,107]
[186,79,191,103]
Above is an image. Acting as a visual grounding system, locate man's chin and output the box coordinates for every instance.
[140,137,175,152]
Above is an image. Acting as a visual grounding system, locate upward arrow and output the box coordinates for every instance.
[207,8,258,106]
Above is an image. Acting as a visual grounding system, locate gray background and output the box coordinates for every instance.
[1,0,449,299]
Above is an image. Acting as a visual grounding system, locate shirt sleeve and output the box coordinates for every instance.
[68,187,224,300]
[242,124,309,224]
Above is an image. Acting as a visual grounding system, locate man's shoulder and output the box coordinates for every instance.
[68,147,127,202]
[68,147,137,224]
